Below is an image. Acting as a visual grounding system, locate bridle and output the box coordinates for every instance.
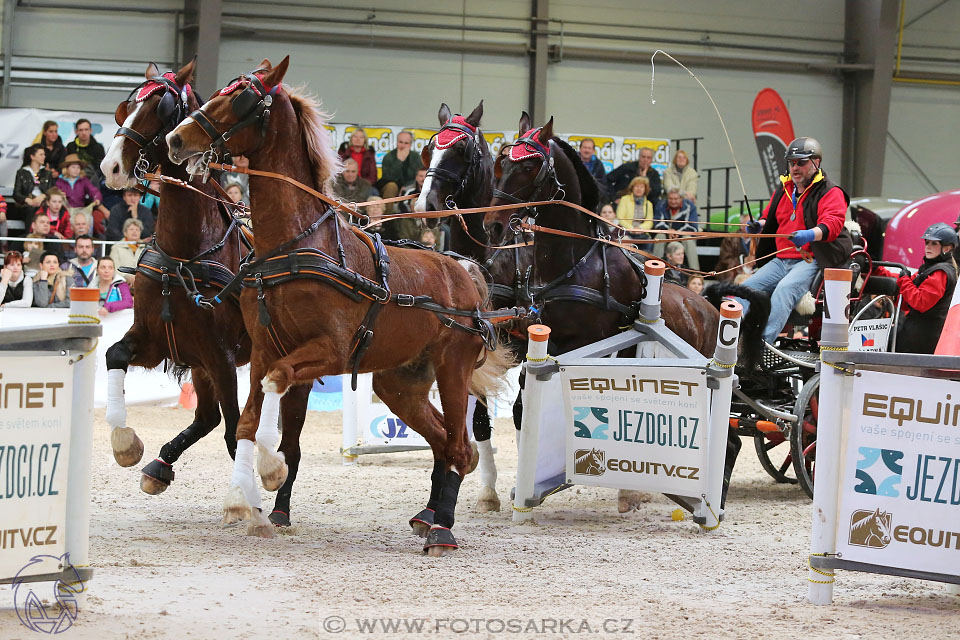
[188,71,278,168]
[114,72,193,180]
[422,120,483,208]
[493,128,564,230]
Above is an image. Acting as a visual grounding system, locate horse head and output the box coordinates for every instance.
[414,101,491,228]
[166,56,290,174]
[102,58,199,189]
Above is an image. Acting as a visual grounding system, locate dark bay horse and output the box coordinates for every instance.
[166,57,511,554]
[101,59,311,527]
[484,114,770,509]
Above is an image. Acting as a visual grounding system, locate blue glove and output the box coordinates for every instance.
[789,228,817,247]
[745,220,762,235]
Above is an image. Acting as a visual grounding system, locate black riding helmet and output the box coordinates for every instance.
[784,137,822,161]
[921,222,958,247]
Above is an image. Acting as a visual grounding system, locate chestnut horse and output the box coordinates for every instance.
[484,114,770,509]
[166,57,511,554]
[101,59,311,526]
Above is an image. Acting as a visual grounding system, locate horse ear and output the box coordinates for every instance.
[145,62,160,79]
[261,56,289,87]
[176,56,196,88]
[438,103,452,126]
[465,100,483,128]
[539,116,554,143]
[518,111,531,134]
[257,58,272,71]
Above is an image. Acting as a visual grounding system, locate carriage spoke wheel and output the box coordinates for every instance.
[791,374,820,499]
[753,429,797,484]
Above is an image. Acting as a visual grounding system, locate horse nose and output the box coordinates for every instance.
[167,133,182,157]
[109,162,120,175]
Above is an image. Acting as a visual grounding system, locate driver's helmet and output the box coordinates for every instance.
[921,222,958,247]
[784,137,822,161]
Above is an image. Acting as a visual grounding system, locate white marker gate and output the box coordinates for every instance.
[513,261,742,529]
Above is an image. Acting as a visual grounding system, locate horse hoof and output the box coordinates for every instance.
[140,458,174,495]
[140,474,168,495]
[423,526,458,556]
[476,486,501,512]
[222,485,252,526]
[246,510,277,539]
[409,508,435,537]
[466,441,479,474]
[617,489,648,513]
[257,444,288,492]
[268,510,291,527]
[111,427,144,467]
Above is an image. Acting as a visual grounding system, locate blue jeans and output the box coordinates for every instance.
[736,257,820,344]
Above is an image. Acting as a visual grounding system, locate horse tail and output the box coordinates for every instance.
[703,282,771,370]
[458,259,517,401]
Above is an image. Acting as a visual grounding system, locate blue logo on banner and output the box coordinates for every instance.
[13,553,83,634]
[370,416,410,440]
[573,407,609,439]
[855,447,904,497]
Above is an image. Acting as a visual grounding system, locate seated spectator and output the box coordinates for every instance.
[36,188,72,239]
[107,186,155,241]
[56,154,109,237]
[662,241,689,287]
[65,119,106,183]
[36,120,66,178]
[361,196,385,231]
[69,210,101,242]
[21,235,45,276]
[687,275,705,295]
[616,177,653,231]
[224,184,243,204]
[419,228,437,249]
[598,202,618,228]
[12,144,54,225]
[653,187,701,270]
[140,179,161,216]
[396,167,427,214]
[606,146,662,207]
[337,129,378,185]
[332,159,374,203]
[32,251,73,308]
[29,213,65,262]
[110,219,145,287]
[219,154,249,203]
[376,131,421,214]
[579,138,609,200]
[0,251,33,307]
[69,235,97,287]
[663,150,698,202]
[93,257,133,315]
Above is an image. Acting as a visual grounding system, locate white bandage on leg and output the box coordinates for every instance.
[231,439,261,511]
[255,391,282,452]
[477,439,497,489]
[105,368,127,430]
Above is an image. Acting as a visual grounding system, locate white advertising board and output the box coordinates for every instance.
[560,365,710,495]
[0,354,74,578]
[835,370,960,575]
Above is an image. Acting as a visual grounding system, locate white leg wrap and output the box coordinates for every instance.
[231,439,261,511]
[255,391,282,452]
[478,439,497,488]
[105,368,127,430]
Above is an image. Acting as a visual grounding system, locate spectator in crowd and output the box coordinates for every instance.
[662,241,688,287]
[376,131,421,213]
[94,257,133,315]
[69,210,101,242]
[69,235,97,287]
[362,196,385,233]
[419,228,437,249]
[0,251,33,307]
[32,251,73,308]
[219,154,250,203]
[12,144,54,225]
[110,218,145,287]
[606,146,662,206]
[0,193,7,248]
[29,212,65,262]
[224,184,243,204]
[140,179,161,216]
[578,138,609,200]
[332,159,374,203]
[21,235,45,275]
[687,275,705,295]
[598,202,617,228]
[37,120,66,178]
[653,187,701,270]
[37,188,72,239]
[380,179,422,241]
[663,150,698,202]
[107,186,154,241]
[57,154,109,237]
[337,129,378,185]
[65,119,106,182]
[396,167,427,214]
[615,177,654,232]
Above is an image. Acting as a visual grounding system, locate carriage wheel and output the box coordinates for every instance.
[753,431,797,484]
[791,374,820,499]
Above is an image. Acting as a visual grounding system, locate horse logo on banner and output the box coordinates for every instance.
[574,448,606,477]
[848,508,893,549]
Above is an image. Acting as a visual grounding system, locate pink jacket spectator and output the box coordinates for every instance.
[102,278,133,313]
[56,175,102,208]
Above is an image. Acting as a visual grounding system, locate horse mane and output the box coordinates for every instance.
[552,137,600,213]
[285,84,342,194]
[850,510,878,532]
